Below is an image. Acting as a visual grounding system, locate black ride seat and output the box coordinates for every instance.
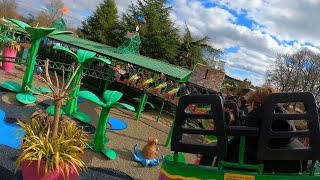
[171,95,227,158]
[257,92,320,172]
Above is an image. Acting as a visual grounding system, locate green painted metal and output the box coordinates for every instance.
[52,18,67,31]
[165,152,186,163]
[50,45,111,122]
[117,32,141,55]
[103,81,109,92]
[19,37,43,93]
[239,136,245,164]
[15,93,36,104]
[77,90,135,159]
[64,65,86,117]
[72,111,90,123]
[0,81,21,92]
[310,161,316,176]
[48,34,191,81]
[160,158,320,180]
[219,136,264,174]
[219,161,264,174]
[46,105,65,115]
[0,18,72,104]
[66,63,74,81]
[156,101,165,122]
[135,93,148,121]
[165,120,174,147]
[35,60,114,81]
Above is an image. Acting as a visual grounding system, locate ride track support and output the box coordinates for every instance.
[135,93,148,121]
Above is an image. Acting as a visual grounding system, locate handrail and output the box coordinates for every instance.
[0,57,115,81]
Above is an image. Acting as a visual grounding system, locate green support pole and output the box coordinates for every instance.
[20,38,42,92]
[165,118,175,147]
[156,101,165,122]
[135,93,147,121]
[66,63,75,82]
[239,136,246,164]
[103,80,109,92]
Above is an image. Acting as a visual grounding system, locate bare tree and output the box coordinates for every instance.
[0,0,21,19]
[26,59,82,139]
[37,0,64,27]
[266,49,320,102]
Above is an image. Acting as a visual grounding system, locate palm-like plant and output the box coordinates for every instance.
[46,45,111,123]
[77,90,135,159]
[0,18,72,104]
[178,24,223,69]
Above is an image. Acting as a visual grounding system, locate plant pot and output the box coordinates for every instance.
[2,45,17,73]
[22,160,79,180]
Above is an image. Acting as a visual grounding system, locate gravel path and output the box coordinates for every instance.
[0,66,197,180]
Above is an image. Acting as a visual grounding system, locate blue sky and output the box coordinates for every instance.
[16,0,320,86]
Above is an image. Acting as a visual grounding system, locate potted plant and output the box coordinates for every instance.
[2,24,21,73]
[15,59,87,180]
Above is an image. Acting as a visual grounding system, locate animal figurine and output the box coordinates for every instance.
[141,137,159,159]
[132,137,164,166]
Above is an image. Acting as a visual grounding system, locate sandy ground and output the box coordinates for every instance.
[0,65,196,180]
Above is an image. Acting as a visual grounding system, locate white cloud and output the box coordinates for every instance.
[213,0,320,45]
[15,0,320,86]
[16,0,137,27]
[171,0,320,86]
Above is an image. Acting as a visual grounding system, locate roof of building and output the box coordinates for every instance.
[48,34,191,81]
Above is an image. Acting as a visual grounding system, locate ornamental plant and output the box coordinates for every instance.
[15,59,88,178]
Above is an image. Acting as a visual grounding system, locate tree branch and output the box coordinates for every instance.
[25,86,54,100]
[64,64,81,90]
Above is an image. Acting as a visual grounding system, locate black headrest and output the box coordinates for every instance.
[257,92,320,160]
[171,95,227,157]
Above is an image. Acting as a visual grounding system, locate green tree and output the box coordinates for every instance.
[177,25,223,69]
[78,0,120,46]
[120,0,180,64]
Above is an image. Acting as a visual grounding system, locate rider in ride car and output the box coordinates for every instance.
[200,86,306,172]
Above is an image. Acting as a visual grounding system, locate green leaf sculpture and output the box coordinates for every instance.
[46,45,111,123]
[78,90,135,159]
[0,18,72,104]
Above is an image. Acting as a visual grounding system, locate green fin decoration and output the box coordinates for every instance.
[82,57,111,67]
[103,91,123,105]
[16,93,36,104]
[0,81,21,93]
[46,105,65,115]
[111,102,135,111]
[49,30,72,36]
[78,90,105,106]
[7,18,30,32]
[53,45,79,62]
[72,111,90,123]
[25,27,56,40]
[165,152,186,163]
[84,142,94,150]
[76,49,96,63]
[101,149,116,160]
[31,87,52,93]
